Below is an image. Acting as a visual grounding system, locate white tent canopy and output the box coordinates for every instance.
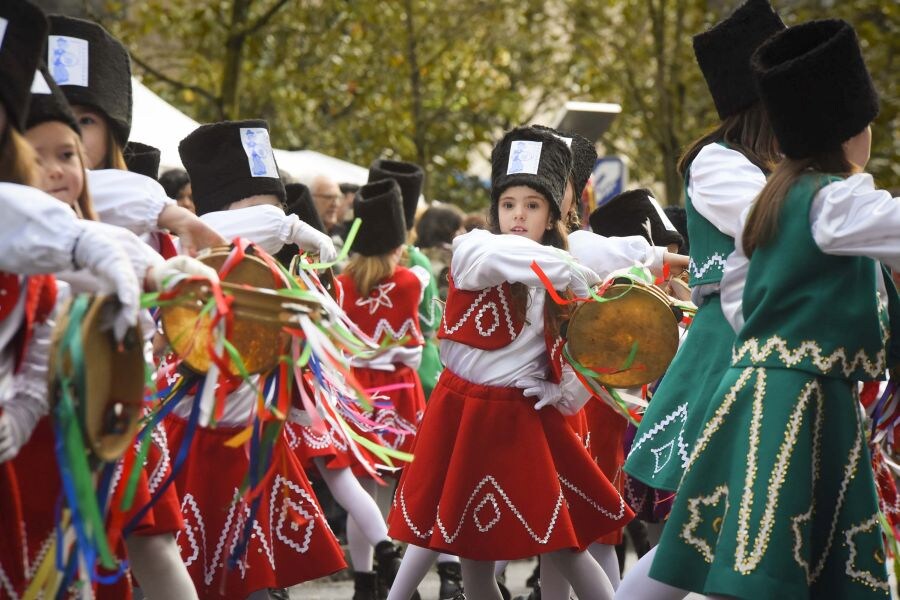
[130,77,368,185]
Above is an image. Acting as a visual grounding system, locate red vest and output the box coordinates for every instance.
[0,272,58,372]
[439,271,567,383]
[337,267,424,347]
[438,274,525,350]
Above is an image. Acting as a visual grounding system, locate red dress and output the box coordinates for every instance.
[336,268,427,461]
[164,406,346,599]
[387,275,633,559]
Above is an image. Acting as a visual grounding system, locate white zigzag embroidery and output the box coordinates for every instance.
[733,336,885,379]
[176,494,207,570]
[372,318,425,344]
[0,562,15,600]
[399,473,626,546]
[442,286,518,340]
[270,475,318,554]
[147,426,171,493]
[688,253,727,279]
[631,402,687,461]
[843,514,891,592]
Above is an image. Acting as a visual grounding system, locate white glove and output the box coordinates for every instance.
[516,375,585,417]
[569,261,601,297]
[283,215,337,263]
[72,220,141,341]
[146,255,220,291]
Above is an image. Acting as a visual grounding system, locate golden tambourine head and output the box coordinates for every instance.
[49,295,145,463]
[566,280,680,388]
[160,245,319,376]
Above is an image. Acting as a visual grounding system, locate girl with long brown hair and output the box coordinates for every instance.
[648,18,900,599]
[385,126,634,600]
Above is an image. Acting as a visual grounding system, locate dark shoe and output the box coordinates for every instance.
[497,578,512,600]
[374,540,403,597]
[267,590,290,600]
[353,571,379,600]
[437,561,463,599]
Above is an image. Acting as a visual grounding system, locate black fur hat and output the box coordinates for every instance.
[368,159,424,231]
[48,15,132,147]
[532,124,597,201]
[285,182,325,233]
[589,189,684,248]
[491,126,572,218]
[352,179,407,256]
[693,0,785,120]
[27,64,79,134]
[752,19,879,159]
[179,120,285,216]
[0,0,48,132]
[124,141,160,180]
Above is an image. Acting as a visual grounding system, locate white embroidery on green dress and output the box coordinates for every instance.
[735,375,814,574]
[843,514,891,592]
[651,440,676,473]
[732,336,885,379]
[788,385,852,585]
[630,403,689,469]
[688,253,727,279]
[681,484,729,563]
[684,368,754,474]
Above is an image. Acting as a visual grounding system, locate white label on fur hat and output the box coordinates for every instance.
[48,36,89,87]
[507,140,542,175]
[240,128,279,178]
[0,19,8,51]
[553,134,573,148]
[31,71,51,95]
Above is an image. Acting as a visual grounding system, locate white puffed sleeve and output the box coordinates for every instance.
[688,143,767,238]
[719,206,752,333]
[199,204,290,255]
[87,169,174,235]
[568,230,666,278]
[450,229,598,293]
[0,183,83,273]
[55,222,164,292]
[810,173,900,271]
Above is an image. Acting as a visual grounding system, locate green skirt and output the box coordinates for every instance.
[624,294,735,491]
[650,366,889,599]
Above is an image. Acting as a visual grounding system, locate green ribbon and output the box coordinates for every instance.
[55,294,118,568]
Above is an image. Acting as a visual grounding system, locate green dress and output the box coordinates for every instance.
[624,147,741,491]
[650,173,891,599]
[406,244,443,398]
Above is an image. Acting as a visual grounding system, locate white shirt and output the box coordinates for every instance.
[0,183,84,274]
[721,173,900,332]
[687,143,767,305]
[200,204,295,255]
[87,169,174,235]
[440,230,598,390]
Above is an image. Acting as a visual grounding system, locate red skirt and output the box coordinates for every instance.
[0,461,25,597]
[4,418,155,598]
[286,390,380,476]
[353,365,425,459]
[582,400,628,545]
[387,370,633,560]
[165,415,346,599]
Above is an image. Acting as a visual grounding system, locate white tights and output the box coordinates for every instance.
[314,459,390,572]
[588,543,621,589]
[542,549,614,600]
[126,532,198,599]
[614,545,688,600]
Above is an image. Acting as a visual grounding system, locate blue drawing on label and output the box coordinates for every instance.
[244,129,269,176]
[52,37,76,84]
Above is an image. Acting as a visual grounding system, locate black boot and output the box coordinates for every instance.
[374,540,403,597]
[353,571,380,600]
[437,561,463,599]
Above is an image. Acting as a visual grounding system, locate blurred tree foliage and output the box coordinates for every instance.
[99,0,897,208]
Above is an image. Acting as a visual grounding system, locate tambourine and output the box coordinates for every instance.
[565,278,680,388]
[160,245,320,376]
[49,295,145,462]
